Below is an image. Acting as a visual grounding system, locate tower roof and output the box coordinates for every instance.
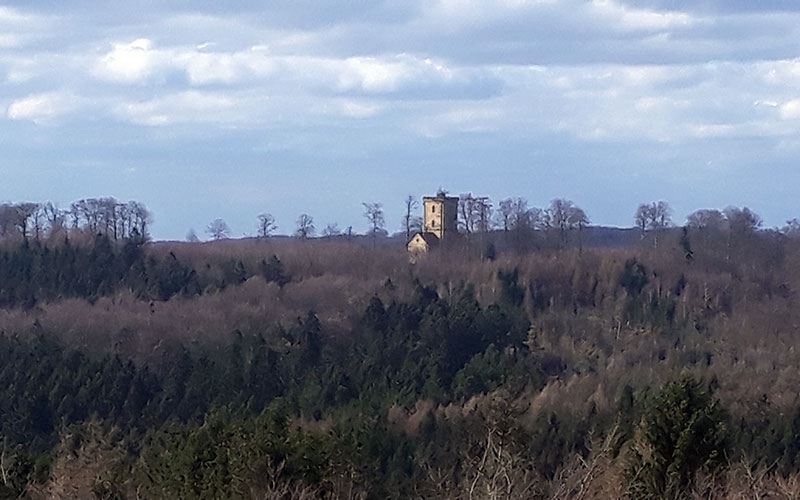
[423,193,459,202]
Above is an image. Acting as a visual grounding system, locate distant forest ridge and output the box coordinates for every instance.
[0,196,796,244]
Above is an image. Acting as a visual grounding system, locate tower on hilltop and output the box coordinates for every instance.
[422,190,458,240]
[408,190,459,253]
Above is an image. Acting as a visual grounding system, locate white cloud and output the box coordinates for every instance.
[179,52,242,85]
[634,96,689,112]
[335,99,383,118]
[0,6,35,24]
[336,57,410,92]
[0,34,21,49]
[416,105,503,137]
[89,38,494,99]
[590,0,692,32]
[687,122,737,138]
[4,58,39,83]
[113,90,249,126]
[763,59,800,88]
[112,89,390,126]
[7,3,800,146]
[779,99,800,119]
[0,6,52,49]
[7,92,78,124]
[93,38,160,84]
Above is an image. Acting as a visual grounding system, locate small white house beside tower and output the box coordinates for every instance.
[407,191,459,253]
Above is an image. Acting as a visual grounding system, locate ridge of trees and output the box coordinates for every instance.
[4,196,798,246]
[0,198,150,243]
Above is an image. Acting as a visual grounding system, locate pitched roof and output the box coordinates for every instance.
[408,231,440,249]
[418,232,440,244]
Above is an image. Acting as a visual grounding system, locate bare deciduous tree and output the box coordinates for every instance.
[724,206,761,236]
[206,218,230,240]
[686,209,725,231]
[459,194,492,235]
[30,204,45,240]
[548,198,572,234]
[295,214,315,239]
[0,204,20,238]
[474,196,492,233]
[568,206,589,229]
[784,218,800,237]
[464,393,541,499]
[14,202,39,240]
[322,223,341,237]
[459,193,476,234]
[128,201,151,239]
[362,202,385,238]
[496,199,515,232]
[635,201,673,232]
[0,198,151,241]
[403,195,421,242]
[97,197,116,237]
[495,197,537,232]
[42,202,66,237]
[257,213,277,239]
[634,201,673,247]
[568,206,590,252]
[634,204,650,235]
[547,198,588,246]
[652,201,672,229]
[68,201,82,229]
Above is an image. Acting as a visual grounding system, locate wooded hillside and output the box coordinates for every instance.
[1,222,799,498]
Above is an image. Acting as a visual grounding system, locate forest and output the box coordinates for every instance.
[1,196,800,498]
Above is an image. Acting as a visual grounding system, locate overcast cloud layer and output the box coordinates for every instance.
[3,0,800,239]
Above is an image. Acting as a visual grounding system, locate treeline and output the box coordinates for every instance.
[0,198,150,242]
[3,196,797,248]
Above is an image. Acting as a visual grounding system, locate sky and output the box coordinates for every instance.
[3,0,800,239]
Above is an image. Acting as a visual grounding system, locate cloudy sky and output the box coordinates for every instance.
[3,0,800,239]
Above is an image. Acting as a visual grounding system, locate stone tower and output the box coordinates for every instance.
[422,191,458,240]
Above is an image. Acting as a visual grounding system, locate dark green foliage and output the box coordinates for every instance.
[484,242,497,261]
[259,254,291,287]
[680,227,694,261]
[131,407,318,498]
[147,251,200,300]
[3,234,800,496]
[626,378,728,498]
[452,344,535,400]
[498,268,525,307]
[619,258,649,296]
[0,335,157,453]
[220,259,248,286]
[0,237,206,306]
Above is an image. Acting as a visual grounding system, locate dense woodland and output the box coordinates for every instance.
[1,197,800,498]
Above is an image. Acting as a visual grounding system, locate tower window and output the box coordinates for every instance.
[431,205,436,213]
